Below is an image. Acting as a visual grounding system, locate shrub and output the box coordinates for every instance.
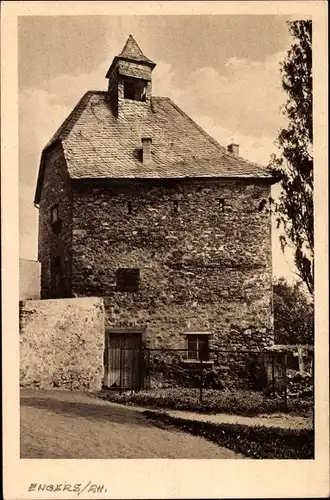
[273,278,314,344]
[98,387,312,416]
[144,411,314,459]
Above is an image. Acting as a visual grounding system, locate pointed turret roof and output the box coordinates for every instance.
[118,34,155,66]
[106,35,156,78]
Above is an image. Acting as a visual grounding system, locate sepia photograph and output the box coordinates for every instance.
[1,1,328,498]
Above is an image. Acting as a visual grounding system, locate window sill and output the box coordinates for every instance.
[182,360,214,365]
[182,331,212,336]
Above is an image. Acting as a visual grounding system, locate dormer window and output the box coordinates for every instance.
[123,77,147,102]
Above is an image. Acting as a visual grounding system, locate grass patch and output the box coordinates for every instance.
[143,410,314,459]
[98,388,312,417]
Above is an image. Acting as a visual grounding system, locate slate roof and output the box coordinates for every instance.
[35,91,274,203]
[106,35,156,78]
[118,34,156,66]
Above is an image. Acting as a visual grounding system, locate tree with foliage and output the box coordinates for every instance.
[273,277,314,345]
[270,20,313,295]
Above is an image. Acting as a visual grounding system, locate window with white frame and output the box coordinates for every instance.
[186,333,210,361]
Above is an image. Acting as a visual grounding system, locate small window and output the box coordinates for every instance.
[123,77,147,102]
[258,199,267,212]
[116,268,140,292]
[124,80,135,100]
[219,198,225,212]
[173,200,179,213]
[187,335,209,361]
[51,205,59,224]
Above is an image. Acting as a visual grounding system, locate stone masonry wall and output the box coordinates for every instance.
[20,298,105,390]
[71,178,274,386]
[117,77,152,120]
[38,143,73,299]
[107,62,152,119]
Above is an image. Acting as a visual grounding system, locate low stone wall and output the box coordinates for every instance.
[20,297,105,390]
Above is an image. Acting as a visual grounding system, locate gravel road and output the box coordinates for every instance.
[20,390,243,459]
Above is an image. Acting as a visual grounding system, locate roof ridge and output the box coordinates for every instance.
[35,92,95,204]
[165,98,266,170]
[165,98,229,154]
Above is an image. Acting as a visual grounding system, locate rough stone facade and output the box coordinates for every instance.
[69,178,273,387]
[20,298,105,390]
[71,179,273,333]
[108,61,153,119]
[37,143,72,299]
[34,35,276,389]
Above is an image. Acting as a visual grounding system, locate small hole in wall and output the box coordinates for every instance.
[258,199,267,211]
[219,198,225,211]
[173,200,179,213]
[128,201,133,214]
[116,268,140,292]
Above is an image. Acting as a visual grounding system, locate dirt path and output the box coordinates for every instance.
[91,397,313,430]
[165,409,313,429]
[20,390,244,459]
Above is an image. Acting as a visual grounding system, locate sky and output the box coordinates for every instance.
[18,14,298,281]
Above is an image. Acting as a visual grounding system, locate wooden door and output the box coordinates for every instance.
[104,331,142,390]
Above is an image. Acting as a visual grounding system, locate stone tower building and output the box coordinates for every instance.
[35,35,277,389]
